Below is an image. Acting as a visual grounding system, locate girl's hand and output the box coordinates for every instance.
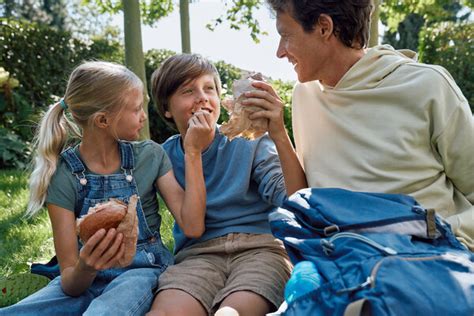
[183,110,214,154]
[77,228,125,273]
[241,81,288,142]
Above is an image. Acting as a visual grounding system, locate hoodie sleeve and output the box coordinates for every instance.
[432,71,474,250]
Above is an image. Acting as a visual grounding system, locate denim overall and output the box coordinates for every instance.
[0,142,173,316]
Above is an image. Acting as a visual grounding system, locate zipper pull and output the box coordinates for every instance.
[321,239,335,255]
[359,276,373,288]
[382,246,397,255]
[336,276,373,294]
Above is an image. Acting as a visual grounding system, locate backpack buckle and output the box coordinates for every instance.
[324,225,340,236]
[426,208,437,238]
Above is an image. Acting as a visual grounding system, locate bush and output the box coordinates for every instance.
[0,127,31,169]
[418,21,473,112]
[1,18,124,107]
[0,67,36,168]
[0,92,36,169]
[0,18,123,169]
[0,86,38,141]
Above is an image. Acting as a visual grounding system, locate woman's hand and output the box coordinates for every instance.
[77,228,125,273]
[183,110,214,154]
[241,81,288,143]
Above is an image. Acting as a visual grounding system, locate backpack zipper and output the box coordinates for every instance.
[369,255,445,289]
[321,232,398,256]
[335,254,445,295]
[322,206,431,237]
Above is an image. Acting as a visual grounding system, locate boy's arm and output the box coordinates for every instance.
[157,110,210,238]
[157,167,206,239]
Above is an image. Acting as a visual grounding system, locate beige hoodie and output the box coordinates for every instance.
[292,45,474,250]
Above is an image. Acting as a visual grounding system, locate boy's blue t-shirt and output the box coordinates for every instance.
[163,128,287,254]
[46,140,172,232]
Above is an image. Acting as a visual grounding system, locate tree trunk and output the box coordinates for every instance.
[4,0,16,17]
[122,0,150,139]
[180,0,191,53]
[369,0,380,47]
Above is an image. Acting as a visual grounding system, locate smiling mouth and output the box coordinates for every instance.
[192,108,213,114]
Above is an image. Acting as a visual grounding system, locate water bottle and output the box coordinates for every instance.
[284,261,322,304]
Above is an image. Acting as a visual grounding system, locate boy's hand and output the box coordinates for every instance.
[77,228,125,272]
[241,81,287,142]
[184,110,214,154]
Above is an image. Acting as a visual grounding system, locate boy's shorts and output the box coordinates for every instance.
[157,233,292,314]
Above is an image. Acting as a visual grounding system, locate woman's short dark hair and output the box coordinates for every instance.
[267,0,373,49]
[150,54,222,130]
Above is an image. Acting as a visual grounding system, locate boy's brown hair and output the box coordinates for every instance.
[151,54,222,130]
[267,0,373,49]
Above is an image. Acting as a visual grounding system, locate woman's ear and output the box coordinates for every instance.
[318,14,334,40]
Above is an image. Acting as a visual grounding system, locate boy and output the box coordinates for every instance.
[147,54,292,316]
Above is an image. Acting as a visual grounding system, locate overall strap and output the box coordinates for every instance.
[60,146,87,218]
[119,141,135,170]
[61,147,86,174]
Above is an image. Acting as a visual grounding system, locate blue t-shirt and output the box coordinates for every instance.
[163,127,287,253]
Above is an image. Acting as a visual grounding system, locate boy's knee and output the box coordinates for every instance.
[148,288,207,316]
[146,305,188,316]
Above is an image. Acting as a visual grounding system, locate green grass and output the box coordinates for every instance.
[0,169,174,278]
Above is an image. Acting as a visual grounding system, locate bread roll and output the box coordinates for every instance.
[76,195,139,267]
[76,199,127,243]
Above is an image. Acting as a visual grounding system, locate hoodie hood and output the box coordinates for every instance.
[332,45,418,90]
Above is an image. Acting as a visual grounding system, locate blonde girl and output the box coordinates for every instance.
[0,61,210,316]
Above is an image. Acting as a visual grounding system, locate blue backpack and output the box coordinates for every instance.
[269,188,474,316]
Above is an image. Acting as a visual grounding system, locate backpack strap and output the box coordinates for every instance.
[60,146,87,217]
[344,298,369,316]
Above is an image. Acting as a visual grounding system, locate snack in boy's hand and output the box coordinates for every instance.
[76,195,139,267]
[220,73,268,140]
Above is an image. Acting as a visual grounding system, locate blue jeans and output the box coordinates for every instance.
[0,268,161,316]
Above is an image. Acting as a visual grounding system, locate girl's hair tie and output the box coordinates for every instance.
[59,98,68,110]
